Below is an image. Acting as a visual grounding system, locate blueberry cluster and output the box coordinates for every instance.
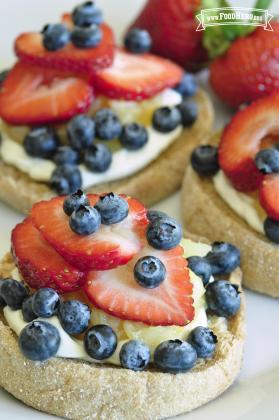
[63,190,129,235]
[42,2,104,51]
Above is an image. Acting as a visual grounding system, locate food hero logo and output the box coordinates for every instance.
[196,7,273,31]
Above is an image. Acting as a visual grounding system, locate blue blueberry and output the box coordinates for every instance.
[69,205,101,235]
[187,256,212,286]
[119,123,148,150]
[54,146,79,165]
[119,340,150,371]
[0,279,29,310]
[154,339,197,373]
[19,320,60,361]
[71,25,102,48]
[188,326,217,359]
[58,300,91,335]
[191,145,219,176]
[50,164,82,195]
[67,115,95,150]
[134,256,166,288]
[23,126,59,159]
[22,296,37,322]
[147,210,168,223]
[84,144,112,172]
[124,28,152,54]
[84,325,117,360]
[255,148,279,174]
[63,189,90,216]
[264,217,279,243]
[95,109,122,140]
[94,193,129,225]
[174,73,198,98]
[205,280,241,318]
[146,217,182,250]
[0,69,9,86]
[32,288,60,318]
[177,100,198,127]
[73,1,103,27]
[205,242,240,275]
[42,23,70,51]
[152,106,181,133]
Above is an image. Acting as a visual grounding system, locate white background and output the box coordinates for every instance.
[0,1,279,419]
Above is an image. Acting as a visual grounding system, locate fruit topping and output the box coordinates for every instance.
[119,340,150,371]
[205,280,241,318]
[177,99,198,127]
[67,114,95,150]
[71,25,102,49]
[11,218,85,292]
[23,126,60,159]
[146,217,182,250]
[84,325,117,360]
[0,279,29,310]
[50,164,82,195]
[146,210,168,223]
[92,49,183,101]
[264,217,279,244]
[32,288,60,318]
[84,243,193,326]
[174,72,197,98]
[259,174,279,220]
[119,123,148,150]
[154,339,197,373]
[205,242,241,276]
[0,69,10,87]
[95,108,122,140]
[255,148,279,175]
[42,23,70,51]
[152,106,181,133]
[58,300,91,335]
[19,320,60,362]
[69,205,101,235]
[134,255,166,288]
[84,144,112,172]
[72,1,104,27]
[94,193,129,225]
[63,190,90,216]
[188,326,217,359]
[54,146,79,166]
[191,145,219,176]
[22,296,37,322]
[31,194,148,270]
[0,62,93,125]
[124,28,152,54]
[187,256,212,286]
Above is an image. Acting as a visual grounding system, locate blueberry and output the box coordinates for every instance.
[191,145,219,176]
[147,210,168,223]
[23,126,59,159]
[187,256,212,286]
[32,288,60,318]
[255,148,279,174]
[0,279,29,310]
[119,340,150,371]
[205,280,241,318]
[154,339,197,373]
[264,217,279,243]
[84,144,112,172]
[206,242,240,275]
[42,23,70,51]
[134,256,166,288]
[19,320,60,361]
[67,115,95,150]
[95,109,122,140]
[54,146,79,165]
[84,325,117,360]
[0,69,9,86]
[71,25,102,48]
[50,164,82,195]
[177,100,198,127]
[69,205,101,235]
[119,123,148,150]
[152,106,181,133]
[124,28,152,54]
[22,296,37,322]
[94,193,129,225]
[73,1,103,27]
[174,73,198,98]
[188,326,217,359]
[63,189,90,216]
[146,217,182,250]
[58,300,90,335]
[0,295,5,307]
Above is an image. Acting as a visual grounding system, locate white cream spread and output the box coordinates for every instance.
[213,170,265,234]
[3,239,213,366]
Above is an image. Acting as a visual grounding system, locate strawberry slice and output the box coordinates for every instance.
[84,243,194,326]
[219,92,279,192]
[259,174,279,220]
[0,62,93,125]
[15,19,114,73]
[31,195,148,271]
[11,218,85,293]
[92,49,184,101]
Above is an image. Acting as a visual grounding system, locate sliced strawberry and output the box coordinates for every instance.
[259,174,279,220]
[15,21,115,74]
[31,195,148,271]
[0,62,93,125]
[84,243,194,326]
[92,49,184,101]
[11,218,85,293]
[219,92,279,192]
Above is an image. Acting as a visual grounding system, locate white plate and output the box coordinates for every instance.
[0,1,278,419]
